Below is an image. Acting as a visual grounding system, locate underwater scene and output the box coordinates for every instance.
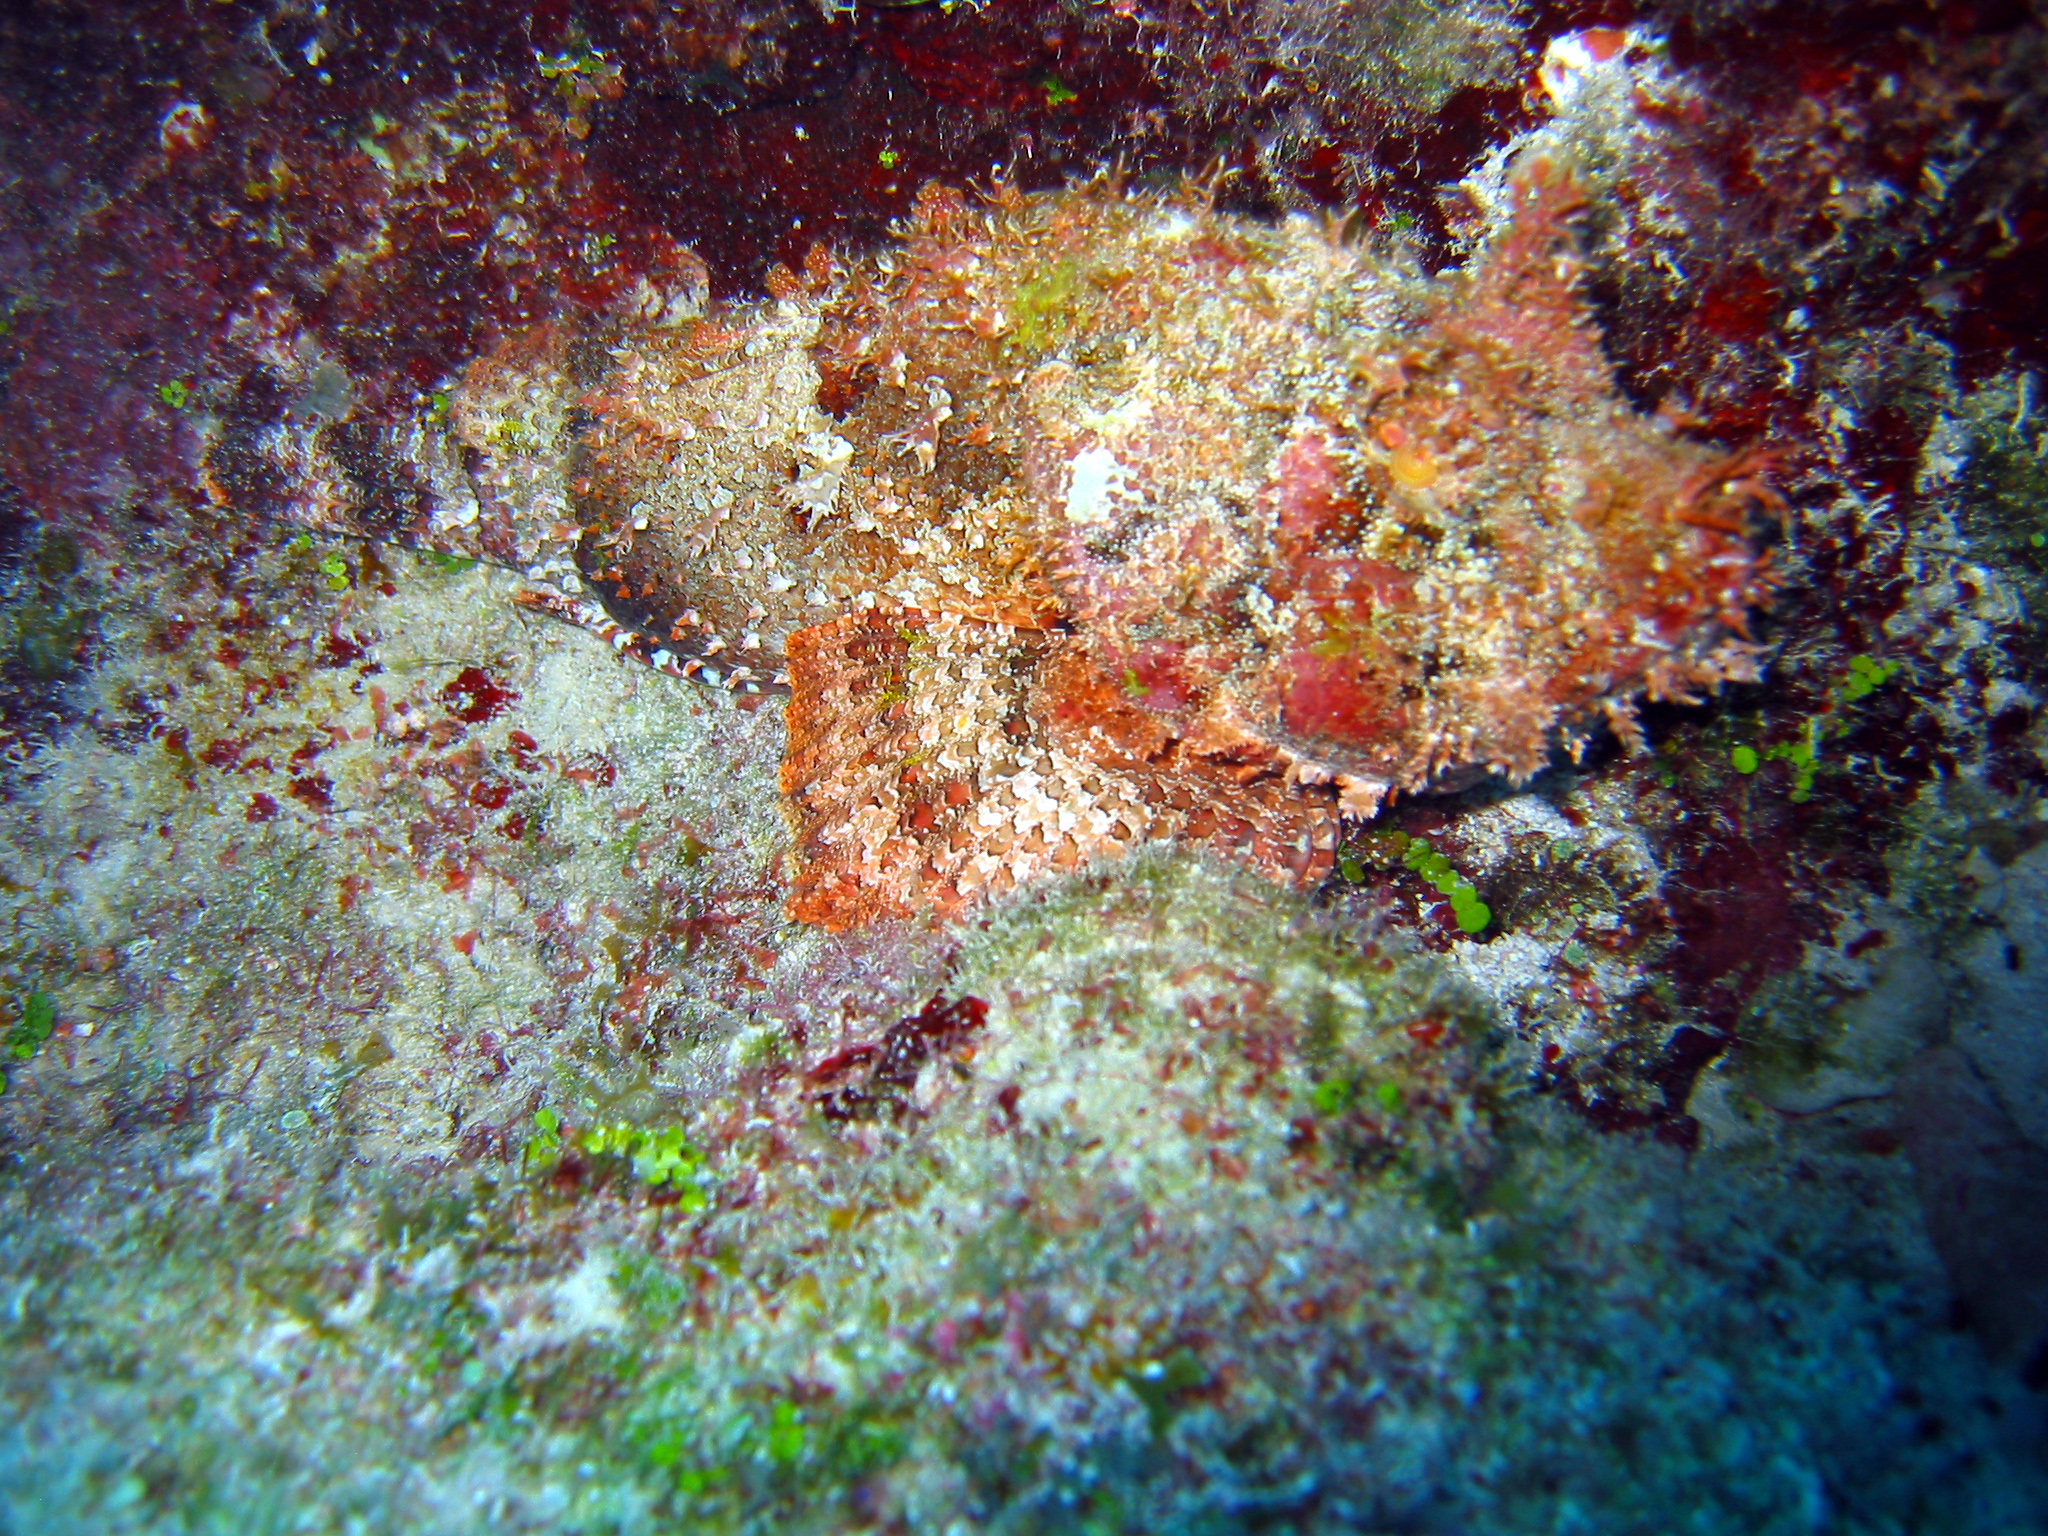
[0,1,2045,1530]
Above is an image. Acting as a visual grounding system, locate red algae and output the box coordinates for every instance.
[439,666,519,727]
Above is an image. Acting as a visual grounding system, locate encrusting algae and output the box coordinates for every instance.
[208,152,1780,930]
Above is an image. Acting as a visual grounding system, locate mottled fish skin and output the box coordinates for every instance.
[572,162,1771,816]
[568,244,1061,693]
[779,608,1339,930]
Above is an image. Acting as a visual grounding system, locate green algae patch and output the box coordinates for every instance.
[1008,257,1084,355]
[0,990,53,1092]
[1342,827,1494,934]
[4,990,52,1063]
[581,1118,711,1204]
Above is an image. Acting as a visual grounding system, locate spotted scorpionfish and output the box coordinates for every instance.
[205,154,1777,930]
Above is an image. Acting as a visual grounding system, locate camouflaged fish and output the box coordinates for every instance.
[202,156,1777,929]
